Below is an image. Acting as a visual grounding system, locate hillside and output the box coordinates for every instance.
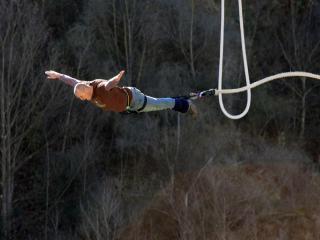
[119,164,320,240]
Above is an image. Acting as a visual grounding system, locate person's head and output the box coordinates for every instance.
[74,83,93,101]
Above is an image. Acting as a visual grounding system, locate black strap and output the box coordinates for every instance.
[137,95,147,112]
[123,95,147,114]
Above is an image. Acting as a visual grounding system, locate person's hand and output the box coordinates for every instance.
[113,70,125,83]
[99,70,125,90]
[45,70,62,80]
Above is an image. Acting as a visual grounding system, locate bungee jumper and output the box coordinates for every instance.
[45,70,198,117]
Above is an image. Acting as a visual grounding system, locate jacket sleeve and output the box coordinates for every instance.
[93,77,121,91]
[59,74,82,87]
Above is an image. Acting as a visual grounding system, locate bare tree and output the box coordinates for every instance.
[0,1,55,238]
[267,0,320,142]
[162,0,218,82]
[68,0,155,88]
[78,178,124,240]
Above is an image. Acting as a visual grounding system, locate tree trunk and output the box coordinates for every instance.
[300,77,306,142]
[189,0,196,81]
[1,30,13,240]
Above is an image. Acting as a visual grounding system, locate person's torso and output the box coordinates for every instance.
[89,80,132,112]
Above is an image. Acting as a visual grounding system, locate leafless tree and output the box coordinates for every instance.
[0,1,55,238]
[278,0,320,141]
[78,178,124,240]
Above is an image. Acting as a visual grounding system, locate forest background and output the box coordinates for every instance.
[1,0,320,239]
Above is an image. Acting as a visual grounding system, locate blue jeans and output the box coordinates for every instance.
[127,87,175,112]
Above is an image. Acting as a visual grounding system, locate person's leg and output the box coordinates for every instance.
[127,87,175,112]
[127,87,146,111]
[172,98,190,113]
[143,96,175,112]
[127,87,193,114]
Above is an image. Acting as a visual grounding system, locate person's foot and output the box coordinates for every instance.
[187,100,198,118]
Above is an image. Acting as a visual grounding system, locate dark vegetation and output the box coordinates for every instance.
[1,0,320,239]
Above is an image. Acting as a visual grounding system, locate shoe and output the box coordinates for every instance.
[187,100,198,118]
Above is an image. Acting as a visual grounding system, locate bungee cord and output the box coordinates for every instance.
[215,72,320,95]
[216,0,320,119]
[217,0,251,119]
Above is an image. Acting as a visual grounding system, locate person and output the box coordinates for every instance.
[45,70,197,116]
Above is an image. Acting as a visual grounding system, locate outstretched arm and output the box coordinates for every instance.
[45,70,82,87]
[95,70,125,91]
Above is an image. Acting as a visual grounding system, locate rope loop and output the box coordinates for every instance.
[217,0,320,120]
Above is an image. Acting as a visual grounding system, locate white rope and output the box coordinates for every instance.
[216,72,320,95]
[217,0,320,119]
